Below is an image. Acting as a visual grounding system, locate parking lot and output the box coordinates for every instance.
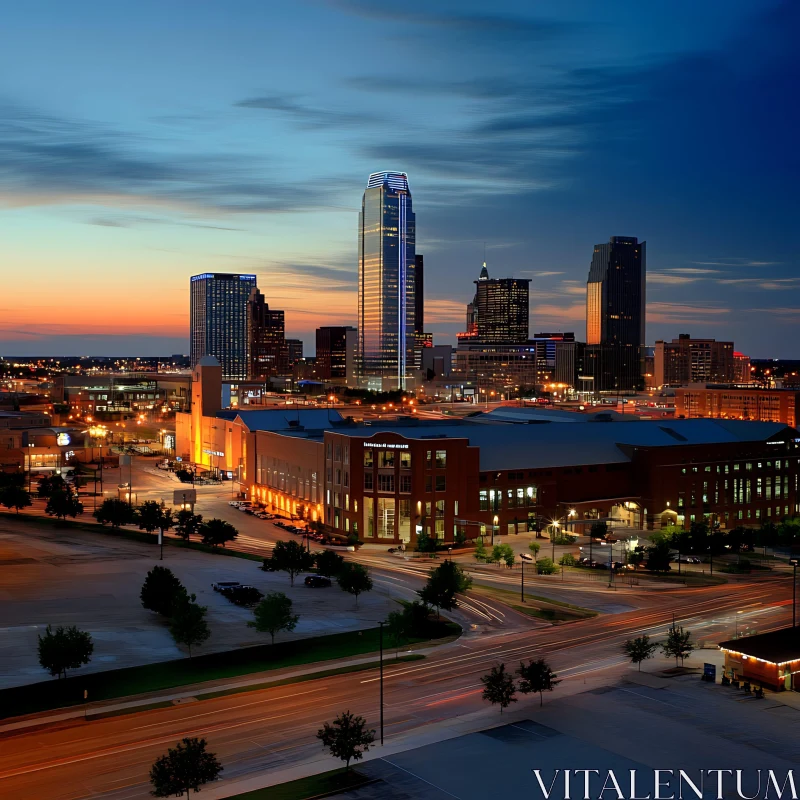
[0,516,399,689]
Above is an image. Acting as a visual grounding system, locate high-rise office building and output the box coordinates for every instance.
[357,171,416,389]
[316,326,357,381]
[286,339,304,366]
[414,254,424,334]
[654,334,734,387]
[247,288,288,381]
[457,262,530,344]
[585,236,646,390]
[190,273,256,381]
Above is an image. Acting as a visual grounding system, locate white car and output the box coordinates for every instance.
[228,500,242,507]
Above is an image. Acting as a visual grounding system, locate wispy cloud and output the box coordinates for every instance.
[234,94,380,129]
[648,273,701,285]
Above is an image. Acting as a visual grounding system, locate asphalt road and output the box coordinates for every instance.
[0,574,791,800]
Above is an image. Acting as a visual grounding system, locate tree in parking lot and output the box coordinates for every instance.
[37,474,66,498]
[0,484,32,513]
[37,624,94,679]
[517,658,561,707]
[271,539,315,586]
[590,520,608,540]
[150,736,222,798]
[417,559,471,617]
[141,565,188,617]
[249,592,299,645]
[169,594,210,658]
[136,500,174,540]
[337,563,373,607]
[661,624,694,667]
[45,486,83,520]
[200,518,238,548]
[315,549,344,577]
[645,540,672,573]
[481,663,517,712]
[622,635,659,671]
[174,509,203,541]
[317,711,375,771]
[94,497,134,528]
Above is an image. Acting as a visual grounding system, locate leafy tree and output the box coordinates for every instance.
[271,539,315,585]
[491,543,514,566]
[200,517,238,547]
[417,559,471,616]
[386,609,409,658]
[169,594,210,658]
[415,528,436,553]
[623,635,659,671]
[590,520,608,539]
[315,549,344,577]
[661,624,694,667]
[528,541,541,561]
[150,737,222,798]
[37,624,94,679]
[317,711,375,771]
[174,509,203,541]
[249,592,299,645]
[517,658,561,706]
[93,497,134,528]
[337,563,373,607]
[535,557,558,575]
[480,663,517,712]
[45,486,83,520]
[37,474,66,498]
[0,471,25,489]
[137,501,174,541]
[402,600,433,638]
[0,484,32,513]
[175,469,194,483]
[559,552,576,566]
[141,565,187,616]
[645,540,672,573]
[473,540,488,562]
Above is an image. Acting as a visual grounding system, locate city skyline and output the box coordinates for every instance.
[1,0,798,358]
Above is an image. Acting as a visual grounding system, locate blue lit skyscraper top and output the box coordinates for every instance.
[358,171,416,390]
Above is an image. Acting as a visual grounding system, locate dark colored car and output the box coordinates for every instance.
[305,575,331,588]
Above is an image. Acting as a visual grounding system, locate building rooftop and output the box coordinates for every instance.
[219,408,345,432]
[718,628,800,665]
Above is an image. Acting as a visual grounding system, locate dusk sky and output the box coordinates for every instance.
[1,0,797,358]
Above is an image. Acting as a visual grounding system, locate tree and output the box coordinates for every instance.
[169,594,210,658]
[175,509,203,541]
[402,600,433,638]
[37,474,66,498]
[491,543,514,567]
[0,484,32,513]
[480,663,517,712]
[535,557,558,575]
[417,559,471,616]
[517,658,561,706]
[137,501,174,542]
[141,565,187,616]
[150,737,222,798]
[528,541,541,561]
[661,624,694,667]
[270,539,315,585]
[37,624,94,679]
[249,592,299,645]
[473,540,488,562]
[317,711,375,771]
[93,498,134,528]
[315,549,344,577]
[415,528,436,553]
[622,635,659,671]
[590,520,608,540]
[200,518,238,548]
[645,540,672,573]
[559,553,576,566]
[45,486,83,520]
[386,609,409,658]
[337,563,373,607]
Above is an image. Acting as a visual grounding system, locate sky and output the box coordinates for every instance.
[1,0,798,358]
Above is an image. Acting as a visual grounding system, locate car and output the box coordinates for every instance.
[212,581,242,592]
[228,500,242,507]
[304,575,331,588]
[673,555,702,564]
[261,559,277,572]
[519,553,534,561]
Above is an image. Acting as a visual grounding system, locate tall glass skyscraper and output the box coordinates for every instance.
[357,171,416,389]
[190,273,257,381]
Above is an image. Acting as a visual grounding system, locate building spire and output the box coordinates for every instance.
[479,261,489,280]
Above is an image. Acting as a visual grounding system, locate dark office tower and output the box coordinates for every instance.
[414,254,424,334]
[286,339,304,366]
[585,236,646,390]
[316,326,357,380]
[358,171,416,389]
[459,262,530,344]
[190,273,256,381]
[247,288,288,380]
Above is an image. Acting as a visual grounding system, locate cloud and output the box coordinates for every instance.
[425,299,467,324]
[648,273,701,285]
[234,94,380,129]
[530,302,585,323]
[87,214,244,231]
[520,270,564,277]
[692,259,781,267]
[647,302,729,325]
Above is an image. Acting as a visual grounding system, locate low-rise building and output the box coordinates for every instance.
[718,629,800,691]
[676,385,800,427]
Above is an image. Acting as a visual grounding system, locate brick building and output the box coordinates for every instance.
[676,385,800,427]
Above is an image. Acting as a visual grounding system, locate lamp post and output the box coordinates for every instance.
[379,620,385,745]
[520,556,525,602]
[791,558,799,628]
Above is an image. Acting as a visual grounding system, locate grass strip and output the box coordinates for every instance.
[472,585,597,622]
[226,767,375,800]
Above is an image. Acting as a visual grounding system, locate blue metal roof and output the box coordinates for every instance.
[218,408,344,432]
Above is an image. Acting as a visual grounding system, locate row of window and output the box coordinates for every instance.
[364,473,443,493]
[479,486,537,511]
[363,449,412,469]
[681,460,789,475]
[677,475,792,507]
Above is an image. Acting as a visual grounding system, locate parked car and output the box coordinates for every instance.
[304,575,331,588]
[229,500,242,507]
[261,558,277,572]
[673,555,702,564]
[212,581,242,592]
[219,585,264,608]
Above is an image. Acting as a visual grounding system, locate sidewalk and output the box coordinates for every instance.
[0,640,451,736]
